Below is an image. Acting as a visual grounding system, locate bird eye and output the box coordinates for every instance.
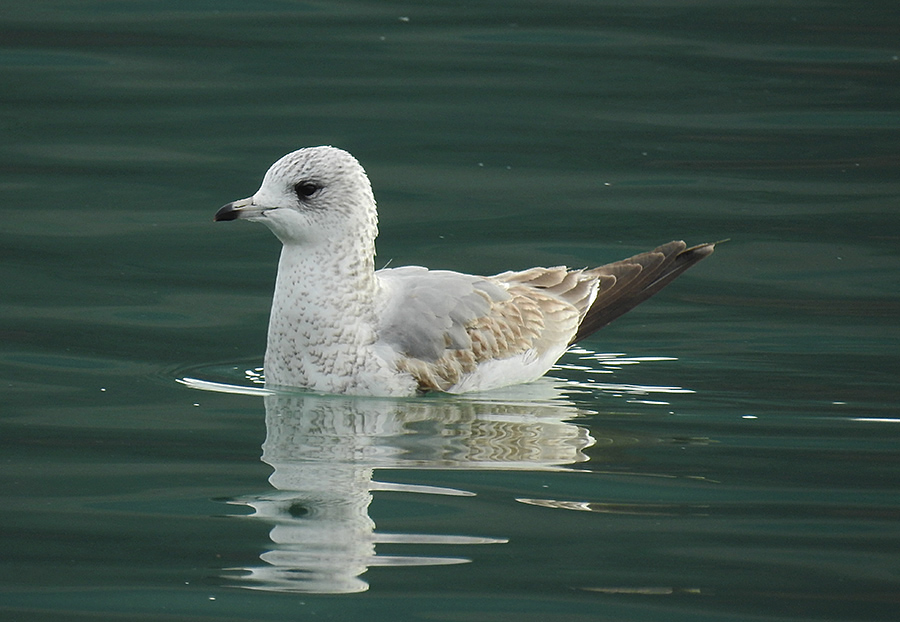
[294,181,321,199]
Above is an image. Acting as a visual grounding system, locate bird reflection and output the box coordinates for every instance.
[187,380,595,593]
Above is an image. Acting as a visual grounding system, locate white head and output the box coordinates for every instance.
[215,146,379,248]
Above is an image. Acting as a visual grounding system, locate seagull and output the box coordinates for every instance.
[214,146,715,397]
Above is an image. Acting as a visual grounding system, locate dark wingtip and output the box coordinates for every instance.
[683,240,718,259]
[571,239,720,344]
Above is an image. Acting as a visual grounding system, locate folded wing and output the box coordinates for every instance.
[376,240,715,393]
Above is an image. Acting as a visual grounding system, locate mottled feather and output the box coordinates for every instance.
[375,240,714,393]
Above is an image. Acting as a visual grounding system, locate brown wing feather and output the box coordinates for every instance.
[572,241,715,343]
[396,276,581,392]
[395,240,716,392]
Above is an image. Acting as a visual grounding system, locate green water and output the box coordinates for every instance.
[2,2,899,620]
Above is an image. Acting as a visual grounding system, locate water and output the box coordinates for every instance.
[2,1,899,620]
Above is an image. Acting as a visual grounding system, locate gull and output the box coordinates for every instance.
[214,146,715,397]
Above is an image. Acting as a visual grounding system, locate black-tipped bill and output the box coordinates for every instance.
[214,198,256,222]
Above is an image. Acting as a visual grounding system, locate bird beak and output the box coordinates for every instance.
[214,197,266,221]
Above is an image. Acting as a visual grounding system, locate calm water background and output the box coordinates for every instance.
[2,1,899,620]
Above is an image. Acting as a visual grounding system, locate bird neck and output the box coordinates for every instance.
[263,240,381,390]
[272,239,379,321]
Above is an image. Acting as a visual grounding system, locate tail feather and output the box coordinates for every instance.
[571,241,716,344]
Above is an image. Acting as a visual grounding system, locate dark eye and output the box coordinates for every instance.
[294,181,321,199]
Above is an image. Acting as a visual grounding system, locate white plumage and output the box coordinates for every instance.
[215,146,715,396]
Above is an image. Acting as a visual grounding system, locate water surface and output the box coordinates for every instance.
[2,1,899,620]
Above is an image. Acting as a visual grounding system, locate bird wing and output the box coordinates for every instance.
[376,266,587,392]
[572,240,716,343]
[375,240,716,393]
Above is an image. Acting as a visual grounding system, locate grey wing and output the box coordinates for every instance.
[376,266,510,362]
[373,241,717,392]
[375,266,583,392]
